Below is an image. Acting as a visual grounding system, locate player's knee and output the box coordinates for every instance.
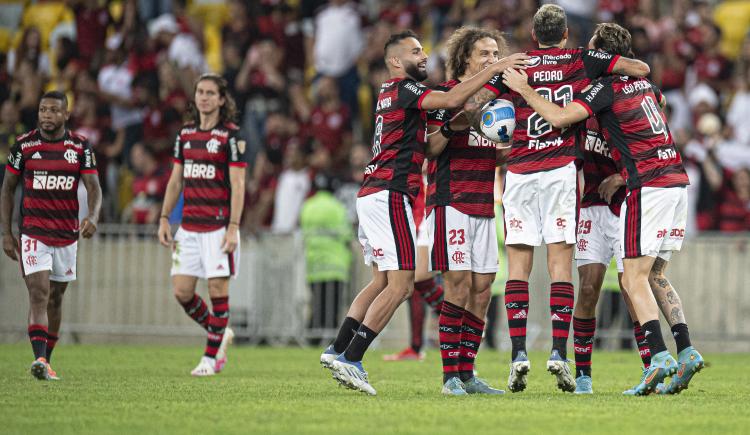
[47,292,63,309]
[28,287,48,307]
[471,286,492,307]
[173,287,194,304]
[577,282,599,313]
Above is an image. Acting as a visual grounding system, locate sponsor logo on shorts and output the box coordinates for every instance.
[452,251,465,264]
[509,218,523,231]
[657,229,668,239]
[65,268,74,276]
[669,228,685,238]
[373,248,384,258]
[556,218,567,230]
[25,256,37,267]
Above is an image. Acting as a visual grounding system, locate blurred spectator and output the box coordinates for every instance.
[72,0,110,70]
[301,173,352,342]
[0,99,25,183]
[692,23,732,93]
[148,13,207,79]
[8,27,49,129]
[271,142,312,233]
[703,144,750,232]
[18,0,75,53]
[335,143,370,225]
[125,143,169,224]
[309,76,352,169]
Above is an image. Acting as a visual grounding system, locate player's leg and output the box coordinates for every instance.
[45,280,68,380]
[505,243,533,392]
[438,269,471,394]
[19,235,54,380]
[649,255,704,394]
[572,263,606,394]
[170,228,207,328]
[545,241,576,392]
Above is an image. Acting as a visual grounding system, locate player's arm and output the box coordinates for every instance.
[463,86,502,134]
[598,173,626,204]
[502,68,589,128]
[610,56,650,78]
[425,109,470,158]
[1,171,20,260]
[419,53,529,110]
[80,173,102,238]
[223,165,246,253]
[157,163,184,247]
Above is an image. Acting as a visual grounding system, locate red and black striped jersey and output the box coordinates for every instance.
[358,77,432,202]
[426,79,498,218]
[485,47,620,174]
[173,122,247,232]
[580,117,626,216]
[574,76,689,189]
[6,129,97,246]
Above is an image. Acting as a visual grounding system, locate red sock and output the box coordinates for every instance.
[408,290,425,352]
[550,282,574,359]
[505,280,529,360]
[46,333,59,362]
[415,278,444,313]
[28,324,48,360]
[458,310,485,382]
[573,317,596,377]
[204,297,229,359]
[438,301,464,383]
[179,294,210,330]
[633,322,652,369]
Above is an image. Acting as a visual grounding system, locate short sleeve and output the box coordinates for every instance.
[483,74,509,96]
[582,49,620,79]
[573,78,615,115]
[80,140,98,174]
[173,132,183,164]
[5,140,23,175]
[227,129,248,167]
[397,79,432,110]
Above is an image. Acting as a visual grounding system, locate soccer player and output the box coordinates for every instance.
[502,22,705,396]
[320,30,528,395]
[1,91,102,380]
[424,26,511,395]
[464,4,651,393]
[157,74,246,376]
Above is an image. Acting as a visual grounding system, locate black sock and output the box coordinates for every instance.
[344,325,378,362]
[671,323,691,353]
[332,317,360,353]
[642,320,667,355]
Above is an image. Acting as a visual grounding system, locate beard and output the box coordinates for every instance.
[405,62,428,82]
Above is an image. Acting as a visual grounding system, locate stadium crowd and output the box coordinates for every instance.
[0,0,749,233]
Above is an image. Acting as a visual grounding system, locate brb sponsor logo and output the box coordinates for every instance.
[183,163,216,179]
[452,251,465,264]
[33,174,75,190]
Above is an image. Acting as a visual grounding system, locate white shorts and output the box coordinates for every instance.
[357,190,417,271]
[575,206,623,273]
[416,217,429,247]
[503,161,578,246]
[620,186,687,259]
[427,205,499,273]
[171,226,240,279]
[19,235,77,282]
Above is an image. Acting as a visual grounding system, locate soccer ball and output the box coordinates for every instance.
[480,99,515,143]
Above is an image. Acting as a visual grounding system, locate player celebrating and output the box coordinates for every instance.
[464,4,650,393]
[158,74,246,376]
[1,91,102,380]
[320,30,528,396]
[424,26,510,395]
[502,22,704,396]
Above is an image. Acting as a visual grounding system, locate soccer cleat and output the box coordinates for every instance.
[46,364,60,381]
[191,356,217,377]
[655,347,705,395]
[464,377,505,395]
[214,328,234,373]
[574,375,593,394]
[622,368,647,396]
[547,350,576,393]
[30,358,50,380]
[331,355,376,395]
[441,377,468,396]
[507,350,531,393]
[320,345,339,369]
[383,347,425,361]
[623,351,677,396]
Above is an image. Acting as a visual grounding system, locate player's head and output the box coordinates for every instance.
[589,23,633,57]
[191,73,237,123]
[37,91,69,136]
[384,30,428,82]
[532,4,568,47]
[445,27,507,80]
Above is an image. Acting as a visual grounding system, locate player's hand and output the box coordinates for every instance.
[502,68,529,93]
[158,218,173,247]
[598,174,626,204]
[80,216,98,239]
[2,233,18,261]
[494,53,530,72]
[222,224,239,253]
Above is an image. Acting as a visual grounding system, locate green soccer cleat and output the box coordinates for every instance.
[441,377,467,396]
[463,377,505,395]
[655,347,705,395]
[623,351,677,396]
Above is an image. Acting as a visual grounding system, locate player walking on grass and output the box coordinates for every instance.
[503,22,704,396]
[424,26,512,396]
[463,4,651,394]
[1,91,102,380]
[320,30,528,395]
[158,74,246,376]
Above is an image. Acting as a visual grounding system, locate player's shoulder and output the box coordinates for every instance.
[15,129,38,144]
[178,122,198,136]
[68,130,89,144]
[222,121,240,131]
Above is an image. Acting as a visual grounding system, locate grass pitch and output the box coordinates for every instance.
[1,344,747,434]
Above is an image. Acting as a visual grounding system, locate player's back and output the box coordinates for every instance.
[508,47,619,174]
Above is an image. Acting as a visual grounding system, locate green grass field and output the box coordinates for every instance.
[1,344,748,434]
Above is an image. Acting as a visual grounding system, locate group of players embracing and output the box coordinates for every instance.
[319,4,704,397]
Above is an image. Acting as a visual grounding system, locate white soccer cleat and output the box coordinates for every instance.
[191,356,217,377]
[320,345,339,369]
[507,351,531,393]
[547,350,576,393]
[215,328,234,373]
[331,356,376,396]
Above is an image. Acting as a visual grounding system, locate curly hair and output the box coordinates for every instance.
[592,23,634,57]
[445,27,508,80]
[188,73,238,124]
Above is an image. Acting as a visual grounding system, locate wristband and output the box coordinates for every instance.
[440,122,456,138]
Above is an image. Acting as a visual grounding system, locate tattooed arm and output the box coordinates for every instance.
[463,87,499,132]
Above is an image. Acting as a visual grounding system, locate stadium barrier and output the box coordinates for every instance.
[1,225,748,352]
